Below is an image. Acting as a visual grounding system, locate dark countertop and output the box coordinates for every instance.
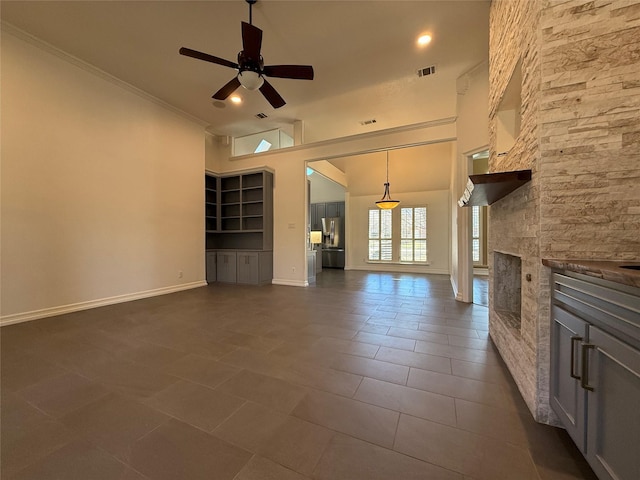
[542,259,640,289]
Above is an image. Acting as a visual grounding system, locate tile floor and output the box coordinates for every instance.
[1,270,597,480]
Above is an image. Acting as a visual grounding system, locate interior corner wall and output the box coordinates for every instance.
[1,30,206,324]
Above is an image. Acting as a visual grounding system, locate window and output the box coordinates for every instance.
[368,209,392,261]
[401,207,427,262]
[472,206,481,263]
[471,205,487,265]
[368,206,427,263]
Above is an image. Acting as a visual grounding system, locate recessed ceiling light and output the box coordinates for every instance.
[417,34,432,46]
[230,95,242,104]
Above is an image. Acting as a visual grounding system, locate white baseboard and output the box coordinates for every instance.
[0,281,207,327]
[271,279,308,287]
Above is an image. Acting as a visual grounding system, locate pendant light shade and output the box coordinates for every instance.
[376,151,400,209]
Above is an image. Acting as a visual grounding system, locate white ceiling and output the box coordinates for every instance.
[1,0,489,143]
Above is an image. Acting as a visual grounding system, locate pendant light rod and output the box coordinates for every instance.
[247,0,257,25]
[376,151,400,209]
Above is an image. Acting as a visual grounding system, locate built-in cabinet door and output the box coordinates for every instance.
[216,252,237,283]
[325,202,339,218]
[584,326,640,480]
[324,202,345,219]
[314,204,326,230]
[550,307,589,451]
[206,251,217,283]
[237,252,259,285]
[310,205,318,231]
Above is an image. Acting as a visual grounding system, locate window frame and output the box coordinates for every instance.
[367,205,429,264]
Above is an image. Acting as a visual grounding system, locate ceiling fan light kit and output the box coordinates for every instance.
[238,71,264,91]
[179,0,314,109]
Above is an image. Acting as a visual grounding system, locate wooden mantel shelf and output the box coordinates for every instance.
[459,169,532,207]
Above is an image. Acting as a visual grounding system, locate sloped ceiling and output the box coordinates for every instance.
[310,141,453,201]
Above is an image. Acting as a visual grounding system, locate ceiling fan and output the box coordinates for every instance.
[179,0,314,109]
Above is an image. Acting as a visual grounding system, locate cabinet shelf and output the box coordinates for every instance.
[459,169,531,207]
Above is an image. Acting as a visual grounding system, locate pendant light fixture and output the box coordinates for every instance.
[376,151,400,209]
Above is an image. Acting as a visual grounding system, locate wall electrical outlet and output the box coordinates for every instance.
[178,271,183,279]
[292,267,296,273]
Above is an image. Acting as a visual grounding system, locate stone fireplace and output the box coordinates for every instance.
[488,0,640,423]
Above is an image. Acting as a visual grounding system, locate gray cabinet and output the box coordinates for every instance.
[237,252,259,285]
[311,203,325,231]
[550,307,588,450]
[216,251,237,283]
[310,202,344,231]
[325,202,344,218]
[584,326,640,480]
[206,251,217,283]
[550,271,640,480]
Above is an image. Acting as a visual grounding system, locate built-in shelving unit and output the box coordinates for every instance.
[205,170,273,285]
[459,169,531,207]
[205,175,218,232]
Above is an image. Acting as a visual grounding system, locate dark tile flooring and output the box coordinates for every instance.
[1,270,597,480]
[473,275,488,307]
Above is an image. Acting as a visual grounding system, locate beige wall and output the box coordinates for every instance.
[1,30,206,324]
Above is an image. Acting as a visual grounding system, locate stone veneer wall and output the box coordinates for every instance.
[489,0,640,423]
[488,0,543,420]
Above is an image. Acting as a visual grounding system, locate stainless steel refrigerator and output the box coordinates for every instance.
[321,217,345,268]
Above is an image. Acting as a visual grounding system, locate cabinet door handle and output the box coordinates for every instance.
[570,336,582,379]
[580,343,595,391]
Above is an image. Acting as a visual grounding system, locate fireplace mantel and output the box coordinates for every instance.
[459,169,532,207]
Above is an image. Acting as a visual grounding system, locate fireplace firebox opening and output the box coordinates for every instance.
[494,251,522,330]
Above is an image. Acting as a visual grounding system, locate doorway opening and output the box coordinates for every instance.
[470,149,489,306]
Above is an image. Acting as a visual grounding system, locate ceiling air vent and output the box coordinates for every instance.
[360,119,377,126]
[255,113,268,119]
[417,65,436,77]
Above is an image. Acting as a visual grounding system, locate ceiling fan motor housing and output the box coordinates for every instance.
[238,51,264,74]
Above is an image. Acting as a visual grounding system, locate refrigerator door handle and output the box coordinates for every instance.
[330,220,335,244]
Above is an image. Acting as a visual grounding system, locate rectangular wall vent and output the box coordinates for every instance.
[360,119,377,126]
[255,113,268,119]
[417,65,436,77]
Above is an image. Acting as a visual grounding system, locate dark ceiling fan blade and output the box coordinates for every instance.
[263,65,314,80]
[241,21,263,59]
[179,47,239,69]
[259,79,286,109]
[212,76,242,100]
